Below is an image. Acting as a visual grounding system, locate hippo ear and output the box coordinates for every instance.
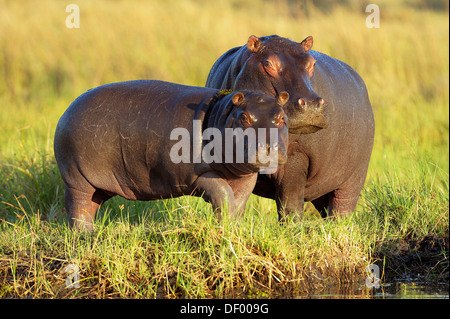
[300,36,313,52]
[232,92,245,106]
[277,91,290,107]
[247,35,262,53]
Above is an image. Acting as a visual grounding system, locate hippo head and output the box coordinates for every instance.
[233,35,329,134]
[214,91,289,175]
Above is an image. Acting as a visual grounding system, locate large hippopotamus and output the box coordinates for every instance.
[206,35,375,221]
[54,80,289,230]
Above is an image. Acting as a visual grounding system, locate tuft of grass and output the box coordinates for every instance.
[363,162,449,239]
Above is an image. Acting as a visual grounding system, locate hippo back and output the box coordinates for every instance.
[206,46,243,90]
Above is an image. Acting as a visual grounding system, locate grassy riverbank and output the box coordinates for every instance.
[0,0,448,298]
[1,156,447,298]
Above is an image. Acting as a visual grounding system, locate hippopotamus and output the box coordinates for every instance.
[54,80,289,230]
[206,35,375,221]
[207,35,328,134]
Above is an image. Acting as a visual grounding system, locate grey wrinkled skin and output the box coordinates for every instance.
[206,35,375,221]
[54,80,289,231]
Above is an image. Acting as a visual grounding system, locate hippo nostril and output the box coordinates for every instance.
[298,97,325,112]
[298,98,306,106]
[314,98,325,111]
[257,142,265,153]
[265,144,271,155]
[272,142,278,151]
[257,143,272,156]
[298,98,307,112]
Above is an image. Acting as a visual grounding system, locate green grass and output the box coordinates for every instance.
[0,0,448,298]
[0,190,374,298]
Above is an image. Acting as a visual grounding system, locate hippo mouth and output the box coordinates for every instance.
[228,161,283,176]
[224,162,261,176]
[285,108,329,134]
[288,124,325,134]
[224,150,285,174]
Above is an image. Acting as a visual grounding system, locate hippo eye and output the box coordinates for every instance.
[263,57,281,75]
[305,60,316,76]
[264,60,273,69]
[239,112,252,127]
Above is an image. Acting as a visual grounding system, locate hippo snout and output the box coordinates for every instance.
[284,95,329,134]
[298,96,325,112]
[256,140,288,167]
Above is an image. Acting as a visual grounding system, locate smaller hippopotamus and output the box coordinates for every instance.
[54,80,289,230]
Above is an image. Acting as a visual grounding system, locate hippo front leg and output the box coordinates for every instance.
[193,172,237,221]
[276,187,305,223]
[276,155,308,222]
[227,173,258,218]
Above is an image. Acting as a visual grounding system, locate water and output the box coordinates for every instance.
[371,282,449,299]
[303,280,449,299]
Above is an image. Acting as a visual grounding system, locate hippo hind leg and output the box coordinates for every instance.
[330,170,368,217]
[330,189,360,218]
[311,194,331,219]
[65,185,111,231]
[312,188,361,219]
